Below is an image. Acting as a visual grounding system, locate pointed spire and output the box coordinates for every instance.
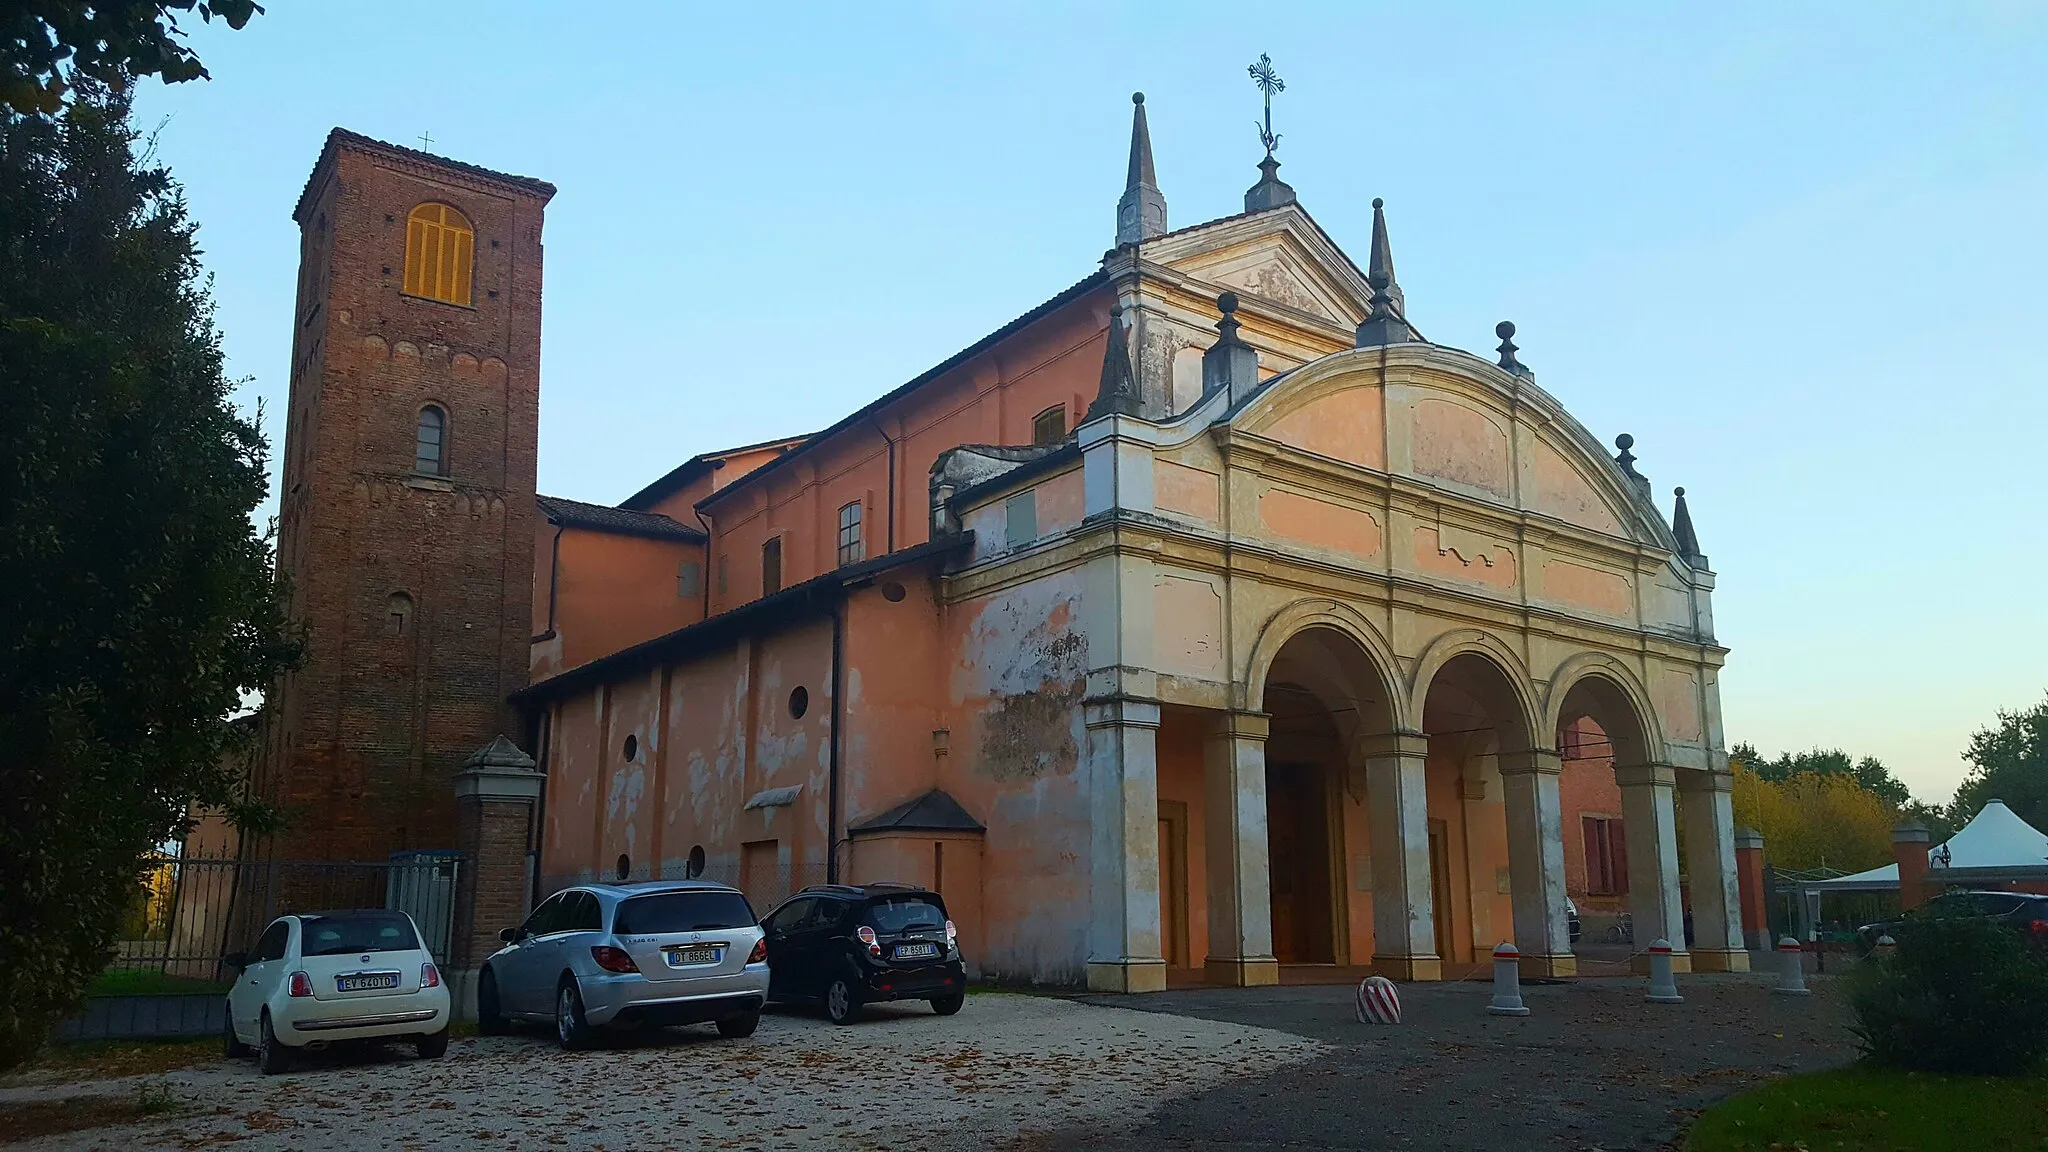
[1353,257,1420,349]
[1366,198,1405,318]
[1672,487,1708,568]
[1495,321,1533,379]
[1087,303,1143,420]
[1115,93,1168,246]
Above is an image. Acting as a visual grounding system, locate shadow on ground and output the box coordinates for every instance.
[1020,974,1854,1152]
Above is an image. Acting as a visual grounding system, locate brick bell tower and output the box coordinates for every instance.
[257,131,554,862]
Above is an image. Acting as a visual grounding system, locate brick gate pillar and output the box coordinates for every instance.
[1893,820,1932,910]
[452,735,542,1016]
[1734,826,1769,951]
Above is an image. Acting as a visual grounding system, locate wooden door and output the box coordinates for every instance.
[1156,801,1189,968]
[1428,820,1453,961]
[1267,765,1335,963]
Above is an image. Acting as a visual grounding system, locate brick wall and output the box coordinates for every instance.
[255,133,554,862]
[453,794,536,968]
[1558,716,1626,913]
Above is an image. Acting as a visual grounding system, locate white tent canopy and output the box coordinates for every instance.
[1806,800,2048,892]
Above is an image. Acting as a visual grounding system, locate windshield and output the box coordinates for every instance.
[867,896,946,933]
[612,890,758,935]
[299,913,419,956]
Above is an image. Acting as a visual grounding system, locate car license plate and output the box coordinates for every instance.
[664,946,721,967]
[894,943,939,960]
[337,973,399,992]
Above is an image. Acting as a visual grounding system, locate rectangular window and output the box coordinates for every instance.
[1032,405,1067,446]
[716,554,729,597]
[761,536,782,596]
[837,501,864,566]
[1583,816,1629,896]
[1005,490,1037,550]
[677,560,701,599]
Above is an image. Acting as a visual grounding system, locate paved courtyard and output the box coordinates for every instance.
[2,975,1852,1151]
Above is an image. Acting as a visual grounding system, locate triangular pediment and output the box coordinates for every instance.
[1143,205,1373,329]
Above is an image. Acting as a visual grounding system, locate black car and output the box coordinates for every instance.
[759,883,967,1024]
[1855,889,2048,953]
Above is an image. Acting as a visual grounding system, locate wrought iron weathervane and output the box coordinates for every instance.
[1248,53,1284,159]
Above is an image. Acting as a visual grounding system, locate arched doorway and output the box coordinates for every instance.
[1417,650,1536,967]
[1258,625,1398,966]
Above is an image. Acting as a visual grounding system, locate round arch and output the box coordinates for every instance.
[1541,652,1666,768]
[1403,628,1542,743]
[1241,597,1406,721]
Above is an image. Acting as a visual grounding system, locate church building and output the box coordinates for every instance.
[261,88,1742,992]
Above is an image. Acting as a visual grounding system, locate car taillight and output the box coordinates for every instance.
[590,946,638,974]
[945,919,958,944]
[747,938,767,964]
[856,925,881,957]
[287,971,313,997]
[420,962,441,988]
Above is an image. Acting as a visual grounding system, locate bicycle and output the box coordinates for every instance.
[1603,913,1634,946]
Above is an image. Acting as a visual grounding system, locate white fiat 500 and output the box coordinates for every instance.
[223,910,451,1074]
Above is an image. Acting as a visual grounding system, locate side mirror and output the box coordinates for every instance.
[222,951,248,971]
[499,927,518,943]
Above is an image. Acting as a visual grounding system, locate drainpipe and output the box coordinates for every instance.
[544,523,565,632]
[694,509,714,619]
[529,705,553,909]
[868,415,897,553]
[826,596,845,884]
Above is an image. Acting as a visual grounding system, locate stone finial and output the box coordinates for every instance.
[1115,92,1168,246]
[1354,270,1420,347]
[1244,155,1298,212]
[1086,302,1143,420]
[1203,291,1261,407]
[1671,486,1708,569]
[1495,320,1532,379]
[1367,197,1405,318]
[1615,433,1642,479]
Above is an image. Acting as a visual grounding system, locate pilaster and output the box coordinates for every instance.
[1360,731,1441,981]
[1084,694,1167,993]
[1617,762,1688,972]
[1201,710,1279,987]
[1678,769,1748,972]
[1497,749,1576,978]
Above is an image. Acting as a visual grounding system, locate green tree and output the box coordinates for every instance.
[1947,693,2048,833]
[1,1,262,116]
[1731,742,1913,809]
[0,80,294,1069]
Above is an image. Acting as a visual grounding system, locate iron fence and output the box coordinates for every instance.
[113,848,465,979]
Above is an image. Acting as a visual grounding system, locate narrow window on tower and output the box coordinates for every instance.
[415,405,447,475]
[387,592,414,636]
[837,501,863,566]
[403,203,474,306]
[761,536,783,596]
[1031,405,1067,446]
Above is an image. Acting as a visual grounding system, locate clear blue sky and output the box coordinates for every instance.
[134,2,2048,804]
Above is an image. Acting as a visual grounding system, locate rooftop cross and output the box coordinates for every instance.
[418,130,435,150]
[1249,53,1284,159]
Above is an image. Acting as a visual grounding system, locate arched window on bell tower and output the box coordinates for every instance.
[403,202,473,305]
[415,405,447,475]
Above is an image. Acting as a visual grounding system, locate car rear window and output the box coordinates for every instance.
[867,896,946,932]
[299,913,419,956]
[612,890,758,935]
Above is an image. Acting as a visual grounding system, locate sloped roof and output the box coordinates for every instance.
[1809,801,2048,890]
[295,128,556,222]
[537,495,703,541]
[848,789,985,835]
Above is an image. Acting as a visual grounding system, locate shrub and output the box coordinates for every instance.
[1847,900,2048,1075]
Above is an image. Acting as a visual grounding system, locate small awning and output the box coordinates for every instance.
[848,789,985,835]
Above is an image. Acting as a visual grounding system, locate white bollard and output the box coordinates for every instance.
[1645,938,1683,1003]
[1773,935,1810,996]
[1355,975,1402,1024]
[1875,934,1897,957]
[1487,941,1530,1016]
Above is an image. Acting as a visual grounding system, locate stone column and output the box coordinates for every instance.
[1617,762,1688,972]
[1361,731,1441,980]
[1893,821,1932,910]
[1201,710,1279,986]
[1734,826,1769,951]
[1497,749,1575,977]
[452,735,543,1017]
[1084,694,1166,993]
[1679,770,1748,972]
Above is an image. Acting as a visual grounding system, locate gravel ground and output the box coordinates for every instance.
[0,994,1324,1151]
[1031,971,1857,1151]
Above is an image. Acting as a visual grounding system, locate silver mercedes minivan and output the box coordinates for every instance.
[477,880,768,1048]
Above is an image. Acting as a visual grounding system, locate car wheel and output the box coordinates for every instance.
[476,969,507,1036]
[256,1011,291,1075]
[223,1006,250,1058]
[929,992,965,1016]
[555,981,595,1050]
[715,1010,761,1038]
[824,976,863,1026]
[415,1027,449,1059]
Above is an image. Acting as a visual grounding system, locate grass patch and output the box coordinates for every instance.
[24,1035,220,1080]
[0,1081,184,1141]
[1686,1063,2048,1152]
[87,969,230,997]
